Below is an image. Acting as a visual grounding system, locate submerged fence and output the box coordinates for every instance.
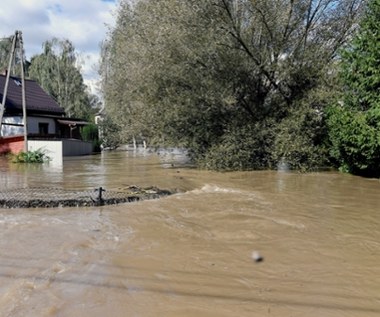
[0,186,172,209]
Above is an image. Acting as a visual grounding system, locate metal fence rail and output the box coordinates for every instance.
[0,186,172,208]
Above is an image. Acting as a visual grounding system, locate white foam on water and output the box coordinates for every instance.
[188,184,261,199]
[200,184,244,194]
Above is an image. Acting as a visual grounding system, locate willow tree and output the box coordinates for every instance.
[28,38,93,119]
[101,0,231,150]
[101,0,364,170]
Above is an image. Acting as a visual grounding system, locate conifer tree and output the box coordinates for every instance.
[328,0,380,176]
[341,0,380,111]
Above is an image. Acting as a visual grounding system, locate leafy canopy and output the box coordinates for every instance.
[101,0,363,170]
[28,38,95,120]
[328,0,380,176]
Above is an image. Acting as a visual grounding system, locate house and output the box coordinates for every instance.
[0,74,93,158]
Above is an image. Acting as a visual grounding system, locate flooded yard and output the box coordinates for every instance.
[0,151,379,316]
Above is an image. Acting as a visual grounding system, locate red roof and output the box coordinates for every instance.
[0,75,65,116]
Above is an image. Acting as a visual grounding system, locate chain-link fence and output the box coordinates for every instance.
[0,186,172,208]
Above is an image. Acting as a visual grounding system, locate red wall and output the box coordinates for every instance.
[0,136,25,155]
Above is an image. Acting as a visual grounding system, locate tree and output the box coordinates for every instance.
[28,38,93,119]
[327,0,380,176]
[0,34,29,77]
[0,36,12,71]
[101,0,364,169]
[339,0,380,112]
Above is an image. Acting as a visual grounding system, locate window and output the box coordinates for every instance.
[39,123,49,135]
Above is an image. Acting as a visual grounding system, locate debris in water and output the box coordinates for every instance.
[252,251,264,263]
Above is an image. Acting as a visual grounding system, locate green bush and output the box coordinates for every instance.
[272,105,329,172]
[11,149,50,163]
[81,123,101,152]
[199,121,275,171]
[327,104,380,176]
[97,116,122,150]
[197,102,330,172]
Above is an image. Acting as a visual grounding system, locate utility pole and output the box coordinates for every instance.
[0,30,28,151]
[18,31,28,151]
[0,33,17,136]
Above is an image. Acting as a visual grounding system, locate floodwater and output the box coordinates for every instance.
[0,150,379,317]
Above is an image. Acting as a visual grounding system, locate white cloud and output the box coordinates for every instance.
[0,0,117,94]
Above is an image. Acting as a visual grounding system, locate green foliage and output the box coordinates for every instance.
[28,38,93,120]
[81,123,101,152]
[10,149,50,164]
[200,120,275,171]
[327,104,380,176]
[272,88,333,171]
[101,0,364,171]
[0,36,12,71]
[339,0,380,111]
[327,0,380,177]
[0,34,27,78]
[97,115,123,150]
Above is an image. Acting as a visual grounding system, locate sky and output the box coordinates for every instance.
[0,0,118,95]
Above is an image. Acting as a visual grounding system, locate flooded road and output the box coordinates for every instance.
[0,151,380,316]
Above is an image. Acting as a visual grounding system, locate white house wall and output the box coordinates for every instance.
[28,140,63,165]
[28,139,93,164]
[1,115,57,136]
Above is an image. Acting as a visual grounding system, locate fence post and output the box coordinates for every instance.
[96,187,105,206]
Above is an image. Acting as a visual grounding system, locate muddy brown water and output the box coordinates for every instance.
[0,150,379,317]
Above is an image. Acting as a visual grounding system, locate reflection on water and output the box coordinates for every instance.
[0,149,191,191]
[1,150,380,317]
